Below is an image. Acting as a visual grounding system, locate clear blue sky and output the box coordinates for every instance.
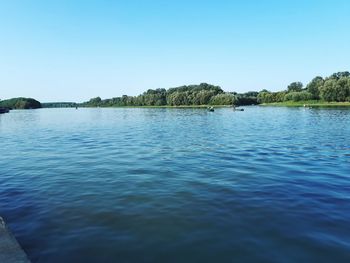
[1,0,349,102]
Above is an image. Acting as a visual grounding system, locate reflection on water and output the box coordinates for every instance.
[1,107,350,263]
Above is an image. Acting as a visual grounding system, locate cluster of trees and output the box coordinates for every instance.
[0,97,42,109]
[82,83,258,107]
[257,71,350,103]
[42,102,77,108]
[4,71,348,110]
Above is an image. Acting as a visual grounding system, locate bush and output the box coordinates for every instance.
[0,97,41,109]
[210,93,236,105]
[284,91,313,101]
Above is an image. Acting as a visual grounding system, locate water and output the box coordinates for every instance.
[1,107,350,263]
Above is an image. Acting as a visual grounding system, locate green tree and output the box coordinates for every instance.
[306,76,323,99]
[257,91,274,103]
[284,91,313,101]
[210,93,236,105]
[330,71,350,80]
[287,82,303,92]
[87,97,102,106]
[320,79,337,102]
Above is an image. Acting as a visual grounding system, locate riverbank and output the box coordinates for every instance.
[78,105,234,109]
[261,101,350,107]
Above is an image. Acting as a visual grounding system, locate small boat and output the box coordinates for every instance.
[208,106,214,112]
[0,107,10,114]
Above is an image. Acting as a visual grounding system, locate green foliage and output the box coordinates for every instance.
[141,89,167,106]
[257,92,273,103]
[287,82,303,92]
[80,71,350,107]
[81,83,241,107]
[259,71,350,104]
[284,91,313,101]
[257,91,286,103]
[306,76,324,99]
[42,102,77,108]
[0,98,41,109]
[320,77,350,102]
[167,91,192,106]
[210,93,236,105]
[330,71,350,80]
[235,91,259,105]
[87,97,102,106]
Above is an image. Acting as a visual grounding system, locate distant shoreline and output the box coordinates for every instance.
[261,101,350,107]
[76,105,234,109]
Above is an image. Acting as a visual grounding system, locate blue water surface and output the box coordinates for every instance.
[0,107,350,263]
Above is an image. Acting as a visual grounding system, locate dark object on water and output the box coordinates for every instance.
[0,217,31,262]
[0,108,10,114]
[232,105,244,111]
[208,106,214,112]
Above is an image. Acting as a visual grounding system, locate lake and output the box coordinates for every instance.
[1,107,350,262]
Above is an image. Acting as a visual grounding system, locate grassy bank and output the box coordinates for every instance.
[261,101,350,107]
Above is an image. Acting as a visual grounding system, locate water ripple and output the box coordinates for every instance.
[1,107,350,262]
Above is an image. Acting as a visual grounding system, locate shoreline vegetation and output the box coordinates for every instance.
[2,71,350,109]
[262,101,350,107]
[78,71,350,108]
[44,102,350,108]
[88,105,233,108]
[43,104,234,109]
[0,97,41,110]
[257,71,350,106]
[79,83,258,108]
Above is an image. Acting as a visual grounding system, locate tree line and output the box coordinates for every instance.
[82,71,350,108]
[257,71,350,103]
[3,71,348,109]
[42,102,77,108]
[81,83,258,107]
[0,97,42,109]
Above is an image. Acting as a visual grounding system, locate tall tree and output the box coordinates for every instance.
[306,76,324,99]
[287,82,303,92]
